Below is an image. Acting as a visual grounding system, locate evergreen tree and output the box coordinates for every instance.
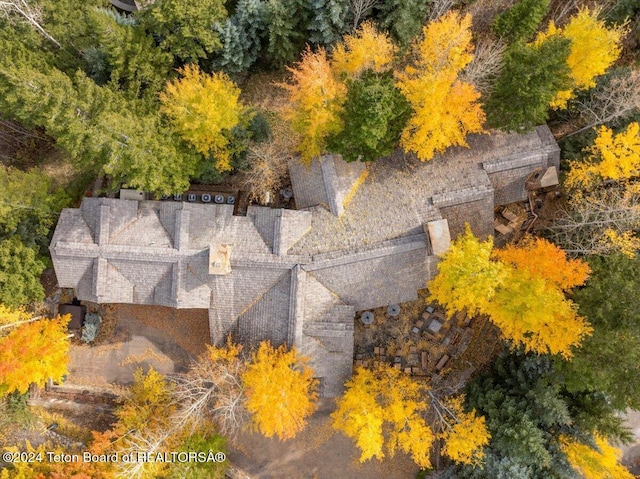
[308,0,349,46]
[138,0,227,64]
[485,35,572,130]
[0,166,67,249]
[211,0,266,77]
[0,52,199,195]
[443,348,630,478]
[375,0,428,48]
[493,0,550,44]
[87,8,173,100]
[558,254,640,410]
[0,237,45,307]
[265,0,309,67]
[327,70,409,162]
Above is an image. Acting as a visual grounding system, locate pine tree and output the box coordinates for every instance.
[264,0,309,67]
[212,0,266,77]
[0,237,45,308]
[558,253,640,410]
[0,53,200,195]
[0,165,67,248]
[88,8,173,100]
[375,0,429,48]
[486,35,571,130]
[139,0,228,64]
[308,0,350,46]
[493,0,550,44]
[327,71,410,162]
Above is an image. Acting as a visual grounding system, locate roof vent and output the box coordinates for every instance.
[360,311,374,325]
[387,304,401,317]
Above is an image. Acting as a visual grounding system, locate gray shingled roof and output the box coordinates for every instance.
[50,126,560,397]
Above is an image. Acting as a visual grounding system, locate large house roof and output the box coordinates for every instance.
[50,126,559,397]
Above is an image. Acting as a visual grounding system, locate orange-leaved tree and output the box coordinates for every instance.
[242,341,318,440]
[396,11,485,161]
[538,9,625,110]
[0,304,70,396]
[332,364,433,467]
[159,64,245,172]
[560,434,634,479]
[281,47,347,165]
[428,227,592,357]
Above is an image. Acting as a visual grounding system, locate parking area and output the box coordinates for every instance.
[65,304,210,390]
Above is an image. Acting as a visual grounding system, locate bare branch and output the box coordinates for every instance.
[428,0,458,22]
[349,0,378,32]
[562,69,640,140]
[459,38,506,95]
[238,117,298,206]
[0,0,60,47]
[544,187,640,256]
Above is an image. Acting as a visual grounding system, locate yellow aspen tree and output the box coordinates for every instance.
[428,225,507,317]
[488,268,591,358]
[159,64,244,172]
[396,11,485,161]
[242,341,318,440]
[541,9,624,109]
[436,395,490,467]
[281,47,347,165]
[566,123,640,189]
[561,434,634,479]
[428,227,592,357]
[331,367,386,462]
[0,308,70,395]
[332,365,434,468]
[331,21,396,78]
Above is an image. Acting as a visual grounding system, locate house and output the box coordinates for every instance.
[49,126,559,397]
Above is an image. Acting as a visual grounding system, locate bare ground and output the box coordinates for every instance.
[228,399,420,479]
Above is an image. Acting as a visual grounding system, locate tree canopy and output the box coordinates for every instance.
[160,65,246,173]
[396,11,485,161]
[428,228,591,357]
[0,306,70,396]
[242,341,318,440]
